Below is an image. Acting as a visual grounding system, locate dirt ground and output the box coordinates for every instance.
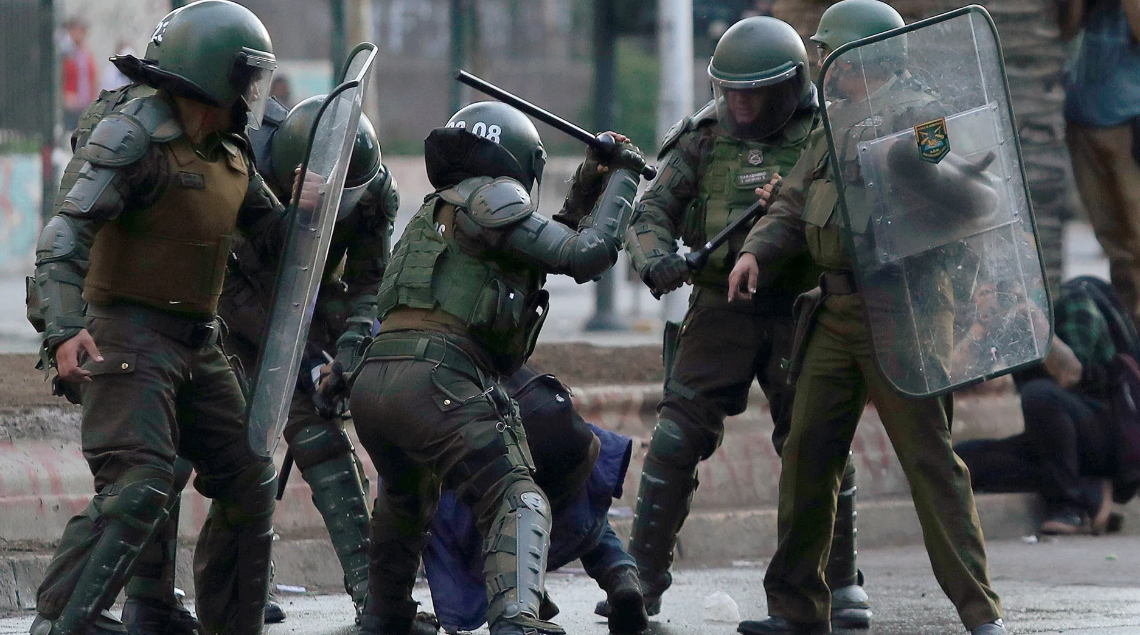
[0,354,64,409]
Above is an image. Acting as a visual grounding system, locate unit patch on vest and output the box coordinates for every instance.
[177,171,206,189]
[744,149,764,166]
[735,171,770,188]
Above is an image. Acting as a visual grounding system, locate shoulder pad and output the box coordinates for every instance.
[118,95,182,142]
[658,100,717,161]
[84,112,150,168]
[456,177,535,228]
[438,176,494,206]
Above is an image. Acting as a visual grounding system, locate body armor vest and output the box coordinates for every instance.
[376,195,547,374]
[84,135,250,316]
[689,112,821,295]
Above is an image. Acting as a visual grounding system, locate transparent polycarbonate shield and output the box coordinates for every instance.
[818,6,1051,396]
[247,43,377,457]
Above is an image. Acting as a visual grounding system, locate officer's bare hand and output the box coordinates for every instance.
[728,252,759,302]
[645,253,690,295]
[56,329,103,383]
[1042,334,1083,389]
[754,174,783,208]
[292,167,324,212]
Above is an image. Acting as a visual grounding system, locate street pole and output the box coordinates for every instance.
[39,0,56,223]
[657,0,693,324]
[449,0,467,113]
[585,0,627,332]
[329,0,347,86]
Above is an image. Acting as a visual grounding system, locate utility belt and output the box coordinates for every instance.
[87,302,221,349]
[784,270,858,382]
[361,332,488,383]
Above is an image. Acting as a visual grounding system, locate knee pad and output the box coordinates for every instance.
[291,424,354,471]
[213,461,277,525]
[101,477,172,530]
[646,418,707,474]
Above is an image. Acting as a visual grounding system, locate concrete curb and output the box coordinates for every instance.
[2,382,1127,612]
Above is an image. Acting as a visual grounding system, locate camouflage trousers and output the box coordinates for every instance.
[763,293,1002,630]
[36,311,276,635]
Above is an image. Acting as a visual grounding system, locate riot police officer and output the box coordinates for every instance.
[118,95,399,634]
[347,101,644,635]
[615,15,871,629]
[27,2,292,634]
[728,2,1008,634]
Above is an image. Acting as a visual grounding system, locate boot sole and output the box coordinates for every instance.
[607,588,649,634]
[831,607,872,629]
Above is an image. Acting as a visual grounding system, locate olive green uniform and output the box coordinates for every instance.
[740,74,1003,630]
[31,91,286,635]
[120,95,401,615]
[349,163,638,633]
[623,103,821,595]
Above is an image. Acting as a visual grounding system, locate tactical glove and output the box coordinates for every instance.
[645,253,691,296]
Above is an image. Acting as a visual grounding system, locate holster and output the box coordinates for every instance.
[783,286,824,384]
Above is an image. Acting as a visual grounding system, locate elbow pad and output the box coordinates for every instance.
[580,168,637,242]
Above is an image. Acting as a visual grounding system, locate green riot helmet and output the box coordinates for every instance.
[443,101,547,190]
[708,16,813,141]
[269,95,382,219]
[811,0,905,61]
[112,0,277,129]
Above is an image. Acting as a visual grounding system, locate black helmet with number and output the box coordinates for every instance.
[708,16,814,141]
[424,101,547,191]
[266,95,382,219]
[112,0,277,129]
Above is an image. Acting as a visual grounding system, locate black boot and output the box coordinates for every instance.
[599,566,648,634]
[737,616,831,635]
[121,596,202,635]
[825,456,871,630]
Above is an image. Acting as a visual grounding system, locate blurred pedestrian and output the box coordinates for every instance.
[270,74,294,109]
[60,17,99,132]
[1059,0,1140,323]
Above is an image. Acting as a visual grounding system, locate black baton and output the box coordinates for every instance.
[276,450,294,501]
[455,69,658,181]
[650,198,767,300]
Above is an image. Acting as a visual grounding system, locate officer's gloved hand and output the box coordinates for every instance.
[586,132,645,179]
[645,253,691,296]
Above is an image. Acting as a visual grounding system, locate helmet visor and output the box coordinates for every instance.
[711,67,805,140]
[336,180,368,221]
[236,48,277,129]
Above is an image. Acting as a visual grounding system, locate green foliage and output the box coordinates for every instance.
[579,37,661,156]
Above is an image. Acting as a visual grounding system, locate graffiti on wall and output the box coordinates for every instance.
[0,154,42,272]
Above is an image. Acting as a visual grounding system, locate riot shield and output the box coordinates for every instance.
[247,43,378,456]
[819,6,1051,397]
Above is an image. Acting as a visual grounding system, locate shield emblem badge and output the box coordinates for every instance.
[745,148,764,166]
[914,118,950,164]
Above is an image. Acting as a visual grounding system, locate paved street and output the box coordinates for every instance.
[3,536,1137,634]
